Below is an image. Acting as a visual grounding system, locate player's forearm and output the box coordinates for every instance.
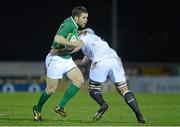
[82,56,91,64]
[50,47,73,55]
[54,35,84,48]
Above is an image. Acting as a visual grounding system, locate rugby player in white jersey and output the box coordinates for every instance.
[78,28,146,123]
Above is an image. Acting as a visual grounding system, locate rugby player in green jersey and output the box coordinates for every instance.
[33,6,88,121]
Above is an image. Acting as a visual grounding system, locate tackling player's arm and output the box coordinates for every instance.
[82,56,91,65]
[74,56,91,67]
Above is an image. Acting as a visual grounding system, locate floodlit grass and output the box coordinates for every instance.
[0,91,180,126]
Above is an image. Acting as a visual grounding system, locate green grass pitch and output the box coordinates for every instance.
[0,91,180,126]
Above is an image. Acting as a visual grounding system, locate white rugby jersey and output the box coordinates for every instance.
[79,33,119,62]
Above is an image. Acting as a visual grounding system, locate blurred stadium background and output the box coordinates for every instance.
[0,61,180,93]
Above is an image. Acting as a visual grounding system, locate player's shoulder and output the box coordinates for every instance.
[63,17,74,26]
[79,34,88,42]
[64,17,71,22]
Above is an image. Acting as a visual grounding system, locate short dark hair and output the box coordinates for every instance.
[72,6,87,18]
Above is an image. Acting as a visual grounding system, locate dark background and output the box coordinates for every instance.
[1,0,179,63]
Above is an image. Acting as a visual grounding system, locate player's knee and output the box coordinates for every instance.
[45,87,56,95]
[115,81,129,96]
[74,77,84,88]
[79,77,85,85]
[46,77,58,94]
[71,76,85,88]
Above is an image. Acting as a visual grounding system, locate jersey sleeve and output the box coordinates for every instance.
[56,21,73,38]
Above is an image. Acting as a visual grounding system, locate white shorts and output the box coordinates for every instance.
[90,57,126,83]
[45,53,77,79]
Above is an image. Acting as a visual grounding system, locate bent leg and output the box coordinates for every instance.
[115,82,145,123]
[89,80,106,106]
[58,67,84,108]
[36,77,59,112]
[33,77,59,121]
[89,80,109,121]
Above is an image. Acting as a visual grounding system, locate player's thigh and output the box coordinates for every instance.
[45,55,66,79]
[66,67,84,86]
[109,58,126,83]
[90,61,108,83]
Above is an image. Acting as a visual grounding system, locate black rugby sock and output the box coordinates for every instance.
[124,91,141,115]
[90,89,106,106]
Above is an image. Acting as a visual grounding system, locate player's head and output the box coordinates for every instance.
[78,28,95,36]
[72,6,88,28]
[85,28,95,35]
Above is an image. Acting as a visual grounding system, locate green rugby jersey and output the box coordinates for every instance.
[52,17,79,59]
